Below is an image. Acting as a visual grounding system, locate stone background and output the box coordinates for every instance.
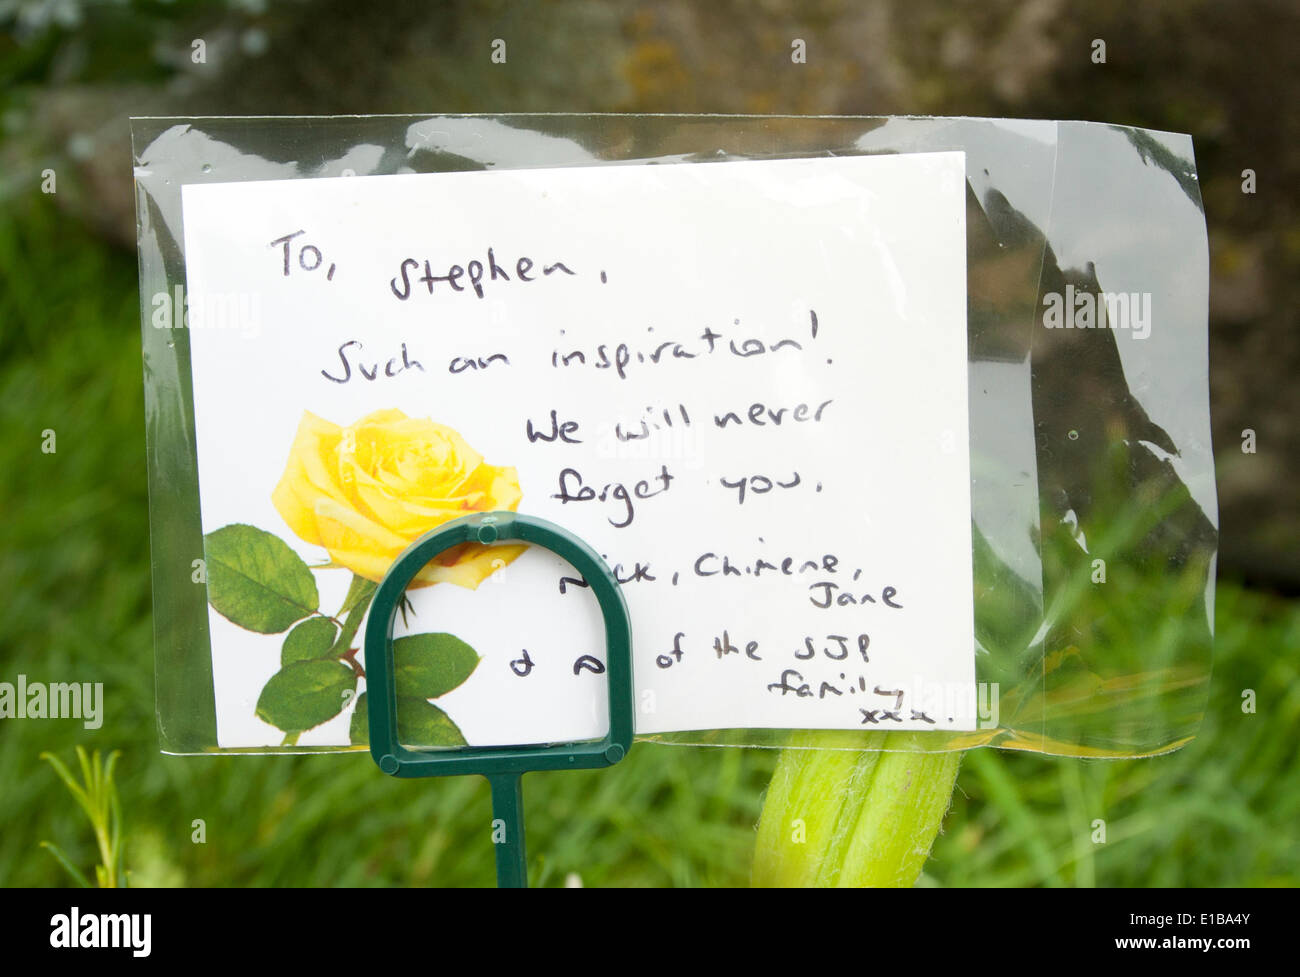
[3,0,1295,587]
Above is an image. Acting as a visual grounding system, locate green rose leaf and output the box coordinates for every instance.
[281,616,340,665]
[396,697,466,748]
[348,692,467,748]
[205,524,319,634]
[393,633,480,699]
[349,691,369,746]
[256,660,355,733]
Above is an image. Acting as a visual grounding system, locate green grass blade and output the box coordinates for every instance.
[39,842,92,888]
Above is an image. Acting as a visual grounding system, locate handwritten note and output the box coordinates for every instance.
[180,153,975,748]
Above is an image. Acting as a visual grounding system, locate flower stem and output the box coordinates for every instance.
[752,731,961,887]
[329,574,377,661]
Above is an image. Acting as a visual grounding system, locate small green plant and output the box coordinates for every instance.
[39,747,126,888]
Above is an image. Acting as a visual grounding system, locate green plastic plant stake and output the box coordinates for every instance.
[364,512,635,888]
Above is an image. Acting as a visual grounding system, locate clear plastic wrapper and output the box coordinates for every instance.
[132,114,1215,757]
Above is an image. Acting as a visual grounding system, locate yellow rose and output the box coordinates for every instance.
[271,408,525,588]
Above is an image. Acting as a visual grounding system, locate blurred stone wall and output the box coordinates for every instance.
[3,0,1295,587]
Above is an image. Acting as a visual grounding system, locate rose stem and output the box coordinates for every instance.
[329,574,377,662]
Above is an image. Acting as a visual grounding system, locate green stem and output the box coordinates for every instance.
[93,820,115,887]
[329,574,377,660]
[39,749,124,887]
[752,731,961,887]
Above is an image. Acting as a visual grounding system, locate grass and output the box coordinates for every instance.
[1,199,1297,887]
[928,580,1300,888]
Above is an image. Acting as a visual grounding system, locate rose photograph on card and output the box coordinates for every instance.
[202,408,524,747]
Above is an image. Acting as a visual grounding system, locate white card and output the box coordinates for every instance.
[180,152,974,749]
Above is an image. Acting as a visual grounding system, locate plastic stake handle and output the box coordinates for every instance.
[364,512,635,888]
[487,773,527,889]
